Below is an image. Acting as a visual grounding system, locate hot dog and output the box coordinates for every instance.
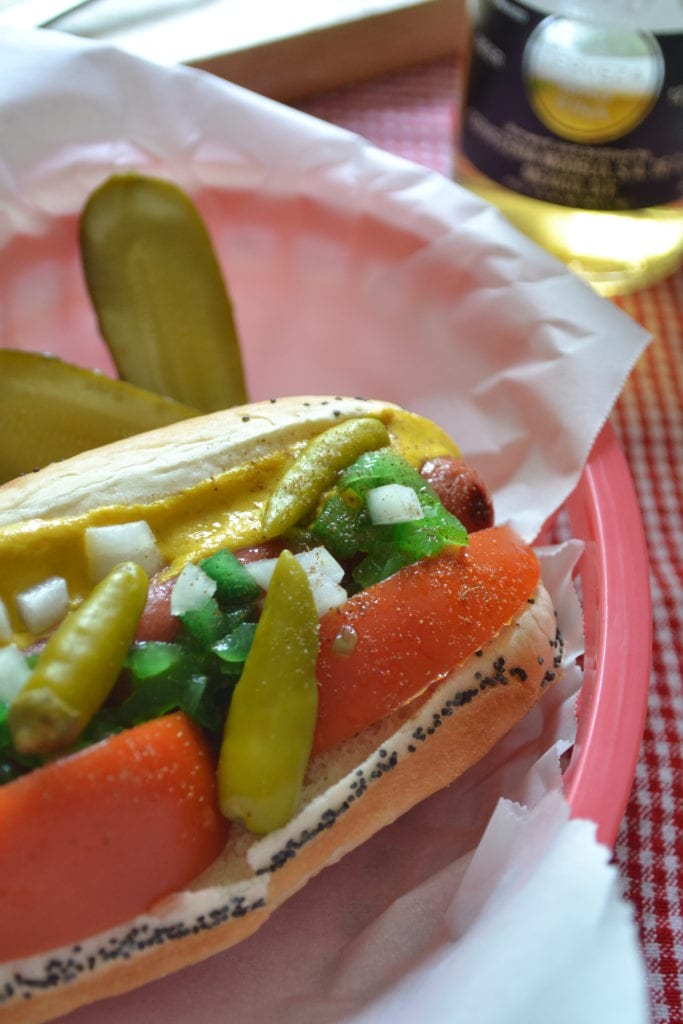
[0,396,563,1024]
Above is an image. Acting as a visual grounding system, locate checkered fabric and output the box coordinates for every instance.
[614,277,683,1023]
[296,58,683,1024]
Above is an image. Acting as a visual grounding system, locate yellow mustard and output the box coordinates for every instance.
[0,409,458,643]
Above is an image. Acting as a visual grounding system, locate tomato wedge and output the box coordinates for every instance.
[313,525,539,754]
[0,712,229,959]
[0,526,537,959]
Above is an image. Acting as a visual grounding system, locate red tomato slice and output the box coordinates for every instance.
[0,712,229,960]
[313,525,539,754]
[0,527,536,959]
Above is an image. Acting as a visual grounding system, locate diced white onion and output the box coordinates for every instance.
[244,547,348,616]
[0,645,32,703]
[307,575,347,617]
[0,598,11,643]
[170,562,217,616]
[366,483,424,525]
[296,547,345,585]
[15,576,69,634]
[243,556,279,591]
[85,521,163,582]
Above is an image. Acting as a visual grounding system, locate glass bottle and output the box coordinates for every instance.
[456,0,683,296]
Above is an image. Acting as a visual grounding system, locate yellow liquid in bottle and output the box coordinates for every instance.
[457,157,683,296]
[457,8,683,296]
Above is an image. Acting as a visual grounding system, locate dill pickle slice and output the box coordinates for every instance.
[80,173,247,411]
[0,349,197,484]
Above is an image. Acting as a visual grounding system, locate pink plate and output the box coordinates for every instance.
[0,191,650,851]
[563,421,651,847]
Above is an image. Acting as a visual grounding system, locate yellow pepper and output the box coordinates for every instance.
[262,416,390,539]
[9,562,149,756]
[218,550,319,834]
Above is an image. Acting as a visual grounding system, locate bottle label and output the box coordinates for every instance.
[460,0,683,210]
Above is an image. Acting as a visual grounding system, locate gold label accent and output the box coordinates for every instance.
[523,17,664,143]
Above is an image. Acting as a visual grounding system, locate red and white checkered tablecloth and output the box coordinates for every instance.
[295,58,683,1024]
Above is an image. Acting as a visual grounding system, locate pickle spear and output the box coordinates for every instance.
[80,173,247,411]
[0,349,197,484]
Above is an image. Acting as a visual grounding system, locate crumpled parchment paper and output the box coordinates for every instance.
[0,27,651,1024]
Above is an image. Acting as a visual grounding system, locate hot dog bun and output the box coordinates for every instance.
[0,397,563,1024]
[0,396,456,526]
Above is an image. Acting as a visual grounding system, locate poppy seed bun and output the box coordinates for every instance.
[0,396,457,526]
[0,397,562,1023]
[0,584,561,1024]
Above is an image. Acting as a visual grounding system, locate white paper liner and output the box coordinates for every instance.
[0,27,652,1024]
